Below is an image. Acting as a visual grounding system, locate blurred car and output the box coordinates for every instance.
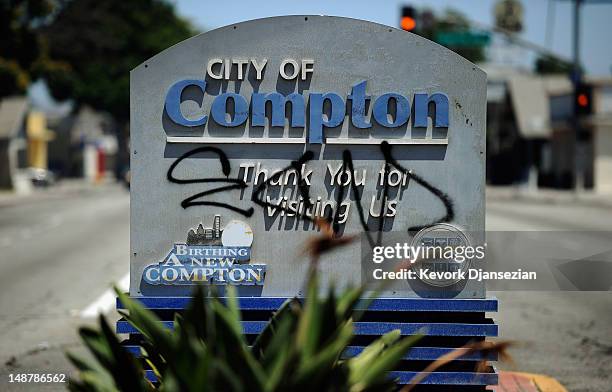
[28,167,56,187]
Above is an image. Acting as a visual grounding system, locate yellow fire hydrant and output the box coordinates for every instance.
[26,111,55,170]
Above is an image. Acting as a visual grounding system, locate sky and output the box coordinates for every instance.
[172,0,612,77]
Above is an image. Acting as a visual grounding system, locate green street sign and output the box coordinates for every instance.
[435,31,491,48]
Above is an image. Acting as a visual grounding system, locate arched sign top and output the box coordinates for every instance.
[132,15,484,76]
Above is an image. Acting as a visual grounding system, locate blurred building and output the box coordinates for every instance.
[591,78,612,194]
[1,95,119,191]
[0,97,29,190]
[46,105,118,182]
[483,64,612,192]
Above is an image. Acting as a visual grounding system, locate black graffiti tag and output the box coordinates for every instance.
[167,142,455,247]
[251,150,316,217]
[166,146,254,217]
[379,141,455,231]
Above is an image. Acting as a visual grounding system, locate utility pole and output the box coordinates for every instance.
[572,0,584,191]
[568,0,612,190]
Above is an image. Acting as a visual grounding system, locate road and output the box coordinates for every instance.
[487,197,612,392]
[0,184,611,391]
[0,183,129,391]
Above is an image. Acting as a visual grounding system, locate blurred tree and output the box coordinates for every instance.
[42,0,195,178]
[417,8,486,63]
[44,0,195,120]
[0,58,29,96]
[535,54,575,75]
[0,0,55,97]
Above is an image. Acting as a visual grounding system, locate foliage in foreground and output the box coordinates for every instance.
[67,277,419,392]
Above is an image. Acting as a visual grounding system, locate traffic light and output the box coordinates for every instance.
[575,83,593,117]
[400,6,417,32]
[494,0,524,33]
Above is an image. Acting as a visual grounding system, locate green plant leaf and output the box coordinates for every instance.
[98,315,150,391]
[77,327,114,372]
[295,319,354,386]
[348,330,401,375]
[258,312,297,371]
[66,351,116,391]
[251,298,300,360]
[296,274,322,361]
[73,370,118,392]
[115,288,175,359]
[349,333,421,391]
[69,276,428,391]
[224,285,242,331]
[336,286,364,321]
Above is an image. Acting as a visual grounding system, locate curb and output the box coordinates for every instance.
[490,371,568,392]
[486,187,612,209]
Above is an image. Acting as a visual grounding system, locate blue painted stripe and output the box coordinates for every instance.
[342,346,498,361]
[116,320,174,333]
[117,296,287,311]
[124,344,497,361]
[117,320,497,337]
[145,370,156,383]
[359,298,497,312]
[144,369,498,385]
[359,321,497,336]
[389,369,498,385]
[124,345,141,355]
[117,296,498,312]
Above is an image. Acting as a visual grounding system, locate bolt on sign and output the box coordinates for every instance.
[130,16,486,298]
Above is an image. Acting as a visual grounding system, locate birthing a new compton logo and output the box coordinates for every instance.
[142,215,266,285]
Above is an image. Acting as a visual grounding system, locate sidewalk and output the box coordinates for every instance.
[489,371,568,392]
[0,179,121,208]
[487,186,612,209]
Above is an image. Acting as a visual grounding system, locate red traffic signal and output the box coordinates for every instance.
[400,6,417,32]
[575,83,593,116]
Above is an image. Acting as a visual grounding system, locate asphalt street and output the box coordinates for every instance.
[0,183,129,391]
[487,197,612,392]
[0,184,610,391]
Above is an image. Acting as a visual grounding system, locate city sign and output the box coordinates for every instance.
[130,16,486,298]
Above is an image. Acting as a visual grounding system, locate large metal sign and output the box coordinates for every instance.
[130,16,486,298]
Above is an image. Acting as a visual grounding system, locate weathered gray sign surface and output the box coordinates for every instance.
[130,16,486,298]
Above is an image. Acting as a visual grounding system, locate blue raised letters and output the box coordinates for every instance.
[413,93,450,128]
[251,92,306,128]
[211,93,249,127]
[372,93,410,128]
[163,79,450,141]
[164,79,208,127]
[309,93,346,144]
[347,80,372,129]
